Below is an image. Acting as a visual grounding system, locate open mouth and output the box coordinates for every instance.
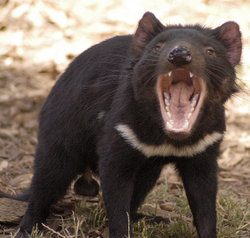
[156,68,206,135]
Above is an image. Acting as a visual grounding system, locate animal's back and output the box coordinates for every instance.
[37,35,132,163]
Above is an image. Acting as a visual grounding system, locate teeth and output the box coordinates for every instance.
[191,93,199,108]
[164,92,170,107]
[193,93,199,101]
[167,122,173,129]
[170,127,185,132]
[189,72,194,78]
[188,93,199,114]
[164,71,172,78]
[166,119,189,131]
[164,92,169,100]
[191,100,196,108]
[163,85,198,133]
[165,99,170,107]
[183,120,189,130]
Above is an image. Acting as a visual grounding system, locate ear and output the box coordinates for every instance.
[133,12,165,56]
[215,21,242,67]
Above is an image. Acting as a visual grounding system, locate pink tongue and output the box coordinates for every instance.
[169,82,193,128]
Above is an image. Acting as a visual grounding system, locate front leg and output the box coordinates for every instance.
[98,138,143,238]
[130,160,163,214]
[175,147,219,238]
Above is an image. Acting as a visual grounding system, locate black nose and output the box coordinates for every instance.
[168,46,192,65]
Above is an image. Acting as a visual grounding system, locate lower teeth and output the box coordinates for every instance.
[167,122,173,129]
[183,120,189,130]
[166,120,189,131]
[164,92,199,132]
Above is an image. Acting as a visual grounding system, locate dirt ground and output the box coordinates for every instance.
[0,0,249,236]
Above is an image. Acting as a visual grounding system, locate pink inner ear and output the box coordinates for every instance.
[133,12,164,55]
[219,21,242,67]
[133,26,148,53]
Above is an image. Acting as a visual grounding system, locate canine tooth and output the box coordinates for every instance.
[190,106,195,112]
[189,72,194,78]
[167,112,171,118]
[188,112,192,119]
[168,71,172,77]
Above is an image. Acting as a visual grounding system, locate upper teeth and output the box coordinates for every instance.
[164,92,171,117]
[164,92,169,101]
[193,94,199,101]
[165,71,193,78]
[191,93,199,110]
[164,92,170,109]
[165,98,170,107]
[164,71,172,77]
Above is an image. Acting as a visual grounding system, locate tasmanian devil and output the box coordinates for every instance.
[0,12,242,238]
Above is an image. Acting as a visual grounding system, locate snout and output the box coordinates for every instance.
[168,46,192,65]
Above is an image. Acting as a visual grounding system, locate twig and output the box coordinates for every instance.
[42,223,65,238]
[126,211,130,238]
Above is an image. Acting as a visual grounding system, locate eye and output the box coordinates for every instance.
[205,47,215,56]
[154,42,164,51]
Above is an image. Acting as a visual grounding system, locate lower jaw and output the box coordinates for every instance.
[162,103,202,140]
[165,126,194,141]
[163,108,201,140]
[167,132,190,141]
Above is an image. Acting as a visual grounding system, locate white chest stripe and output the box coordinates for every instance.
[115,124,223,158]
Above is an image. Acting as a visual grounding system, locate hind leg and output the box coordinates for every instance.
[17,145,77,236]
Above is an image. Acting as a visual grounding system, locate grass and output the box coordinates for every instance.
[133,217,195,238]
[7,189,249,238]
[75,199,108,236]
[217,193,250,238]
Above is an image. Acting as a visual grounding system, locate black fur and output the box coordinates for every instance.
[1,12,241,238]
